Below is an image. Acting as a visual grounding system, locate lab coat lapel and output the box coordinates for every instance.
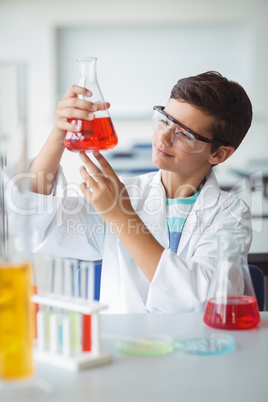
[136,171,169,248]
[177,170,221,255]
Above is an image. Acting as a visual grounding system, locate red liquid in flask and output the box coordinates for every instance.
[64,117,118,152]
[203,296,260,330]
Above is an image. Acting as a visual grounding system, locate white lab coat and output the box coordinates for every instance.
[5,166,252,314]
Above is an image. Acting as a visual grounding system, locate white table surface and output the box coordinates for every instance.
[32,312,268,402]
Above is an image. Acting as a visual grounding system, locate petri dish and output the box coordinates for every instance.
[116,334,173,356]
[173,333,235,356]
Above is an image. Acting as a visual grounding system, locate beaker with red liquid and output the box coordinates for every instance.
[64,57,118,152]
[203,229,260,330]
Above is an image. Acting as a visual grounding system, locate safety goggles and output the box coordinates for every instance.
[152,106,227,154]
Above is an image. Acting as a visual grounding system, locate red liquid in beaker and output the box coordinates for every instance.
[203,296,260,330]
[64,117,118,151]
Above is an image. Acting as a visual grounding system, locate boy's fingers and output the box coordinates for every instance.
[79,152,119,187]
[63,85,92,99]
[57,120,81,132]
[58,97,97,112]
[79,152,102,177]
[80,182,93,199]
[80,166,98,189]
[62,87,110,111]
[56,107,95,122]
[94,101,111,110]
[92,151,118,179]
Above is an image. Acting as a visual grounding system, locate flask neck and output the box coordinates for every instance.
[78,58,97,86]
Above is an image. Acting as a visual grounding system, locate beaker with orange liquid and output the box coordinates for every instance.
[0,62,52,400]
[203,229,260,330]
[0,63,35,381]
[64,57,118,152]
[0,262,34,380]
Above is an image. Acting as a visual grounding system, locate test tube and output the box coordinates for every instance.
[37,311,46,351]
[91,312,101,356]
[32,264,39,339]
[80,261,94,352]
[62,314,72,357]
[49,314,60,354]
[68,259,81,352]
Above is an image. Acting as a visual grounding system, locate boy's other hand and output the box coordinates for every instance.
[79,151,134,227]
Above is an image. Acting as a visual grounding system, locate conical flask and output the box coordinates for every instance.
[203,229,260,330]
[64,57,118,152]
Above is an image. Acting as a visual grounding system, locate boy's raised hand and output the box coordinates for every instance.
[29,85,110,195]
[53,85,110,142]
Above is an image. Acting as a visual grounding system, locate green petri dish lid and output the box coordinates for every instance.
[173,334,236,356]
[116,334,173,356]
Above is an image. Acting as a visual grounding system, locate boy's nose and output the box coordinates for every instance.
[158,128,173,146]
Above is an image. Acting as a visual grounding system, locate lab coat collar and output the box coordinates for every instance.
[148,168,221,212]
[152,168,220,209]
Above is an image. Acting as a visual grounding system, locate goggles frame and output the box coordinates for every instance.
[153,106,229,148]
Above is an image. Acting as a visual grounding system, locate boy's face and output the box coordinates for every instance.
[152,98,215,176]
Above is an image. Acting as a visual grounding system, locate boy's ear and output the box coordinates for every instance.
[208,145,235,165]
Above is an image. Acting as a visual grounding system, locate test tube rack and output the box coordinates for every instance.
[31,292,112,372]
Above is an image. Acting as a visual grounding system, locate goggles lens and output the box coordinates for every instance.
[152,109,208,154]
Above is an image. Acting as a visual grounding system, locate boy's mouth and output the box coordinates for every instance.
[155,146,173,157]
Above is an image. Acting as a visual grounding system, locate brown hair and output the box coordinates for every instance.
[170,71,252,151]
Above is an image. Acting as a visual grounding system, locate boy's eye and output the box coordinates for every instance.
[175,129,195,142]
[159,118,169,127]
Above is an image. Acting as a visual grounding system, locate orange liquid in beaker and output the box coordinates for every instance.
[65,117,118,151]
[203,296,260,330]
[0,262,34,380]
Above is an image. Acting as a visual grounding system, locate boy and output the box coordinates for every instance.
[26,71,253,313]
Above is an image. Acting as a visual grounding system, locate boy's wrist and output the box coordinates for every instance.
[107,211,148,239]
[49,128,66,150]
